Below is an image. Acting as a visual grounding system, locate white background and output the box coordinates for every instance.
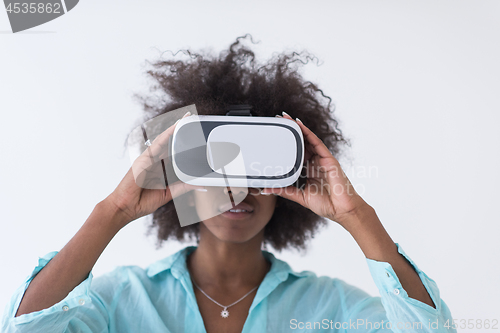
[1,1,499,331]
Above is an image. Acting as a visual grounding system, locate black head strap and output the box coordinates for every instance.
[225,104,253,116]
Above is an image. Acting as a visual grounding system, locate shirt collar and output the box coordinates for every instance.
[146,246,309,314]
[146,246,306,282]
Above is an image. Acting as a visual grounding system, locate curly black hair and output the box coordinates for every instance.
[135,34,348,251]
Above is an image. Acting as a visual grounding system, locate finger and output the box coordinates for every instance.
[278,113,313,161]
[281,112,335,160]
[302,156,328,181]
[152,110,191,145]
[132,112,192,180]
[149,111,191,158]
[303,141,315,162]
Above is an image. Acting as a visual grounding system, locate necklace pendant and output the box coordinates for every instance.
[220,308,229,318]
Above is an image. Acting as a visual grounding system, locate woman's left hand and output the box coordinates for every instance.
[261,112,369,225]
[263,116,438,309]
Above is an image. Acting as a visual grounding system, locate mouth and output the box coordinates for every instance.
[218,201,254,219]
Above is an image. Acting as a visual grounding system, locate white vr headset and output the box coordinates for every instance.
[126,104,304,226]
[170,105,304,188]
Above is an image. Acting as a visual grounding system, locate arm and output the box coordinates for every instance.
[14,199,127,317]
[14,111,194,318]
[263,112,444,308]
[263,113,457,332]
[340,203,435,307]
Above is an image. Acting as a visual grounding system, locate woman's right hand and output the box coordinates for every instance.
[105,111,198,226]
[14,111,199,318]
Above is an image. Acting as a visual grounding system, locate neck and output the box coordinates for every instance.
[187,224,270,290]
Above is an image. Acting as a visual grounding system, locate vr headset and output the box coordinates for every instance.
[126,104,304,226]
[170,105,304,189]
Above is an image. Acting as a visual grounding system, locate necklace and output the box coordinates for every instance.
[191,279,259,319]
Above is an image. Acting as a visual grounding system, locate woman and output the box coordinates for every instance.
[2,36,455,332]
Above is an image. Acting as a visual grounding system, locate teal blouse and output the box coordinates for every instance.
[2,244,456,332]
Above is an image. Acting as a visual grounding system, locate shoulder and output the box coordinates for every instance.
[90,265,154,302]
[267,252,372,303]
[282,271,373,303]
[267,254,381,316]
[92,246,193,297]
[90,247,192,306]
[271,270,384,320]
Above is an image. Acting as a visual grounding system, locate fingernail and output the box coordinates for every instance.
[282,111,291,117]
[275,115,283,118]
[295,118,303,124]
[260,189,272,195]
[175,111,191,125]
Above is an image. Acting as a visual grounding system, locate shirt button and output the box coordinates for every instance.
[79,299,85,305]
[62,305,69,311]
[386,272,390,277]
[394,289,400,295]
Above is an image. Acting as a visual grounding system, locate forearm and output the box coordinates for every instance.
[340,204,435,308]
[15,199,129,317]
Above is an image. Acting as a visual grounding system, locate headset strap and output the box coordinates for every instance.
[225,104,253,116]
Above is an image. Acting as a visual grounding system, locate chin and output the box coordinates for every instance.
[202,218,266,244]
[209,225,260,244]
[214,233,256,244]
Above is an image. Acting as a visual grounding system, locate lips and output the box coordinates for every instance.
[218,201,254,213]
